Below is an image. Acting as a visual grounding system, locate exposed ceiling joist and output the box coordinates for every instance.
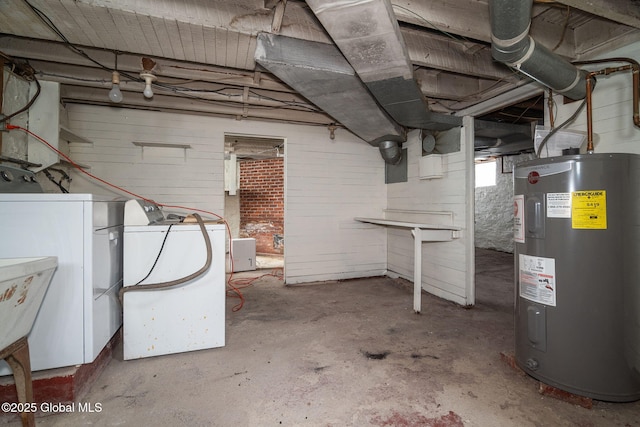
[0,0,638,152]
[60,84,333,125]
[553,0,640,29]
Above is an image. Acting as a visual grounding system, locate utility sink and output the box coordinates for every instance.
[0,257,57,351]
[0,256,57,426]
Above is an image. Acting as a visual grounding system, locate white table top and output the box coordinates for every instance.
[354,217,462,231]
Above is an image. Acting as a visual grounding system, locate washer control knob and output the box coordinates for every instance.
[0,170,13,182]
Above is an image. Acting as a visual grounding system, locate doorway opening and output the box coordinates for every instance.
[223,133,285,273]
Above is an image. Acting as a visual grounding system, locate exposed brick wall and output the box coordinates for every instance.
[239,158,284,254]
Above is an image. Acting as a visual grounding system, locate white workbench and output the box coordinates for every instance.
[354,217,461,313]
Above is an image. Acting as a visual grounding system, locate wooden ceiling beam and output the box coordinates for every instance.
[553,0,640,29]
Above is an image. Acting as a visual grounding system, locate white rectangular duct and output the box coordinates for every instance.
[305,0,462,131]
[255,32,404,144]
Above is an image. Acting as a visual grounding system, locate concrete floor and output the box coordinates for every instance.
[3,249,640,426]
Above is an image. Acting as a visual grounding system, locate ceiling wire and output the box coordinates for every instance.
[0,50,41,124]
[391,4,469,42]
[22,0,112,73]
[551,5,571,52]
[20,0,323,115]
[511,93,544,123]
[429,70,524,112]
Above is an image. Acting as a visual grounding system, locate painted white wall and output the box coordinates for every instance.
[64,104,387,284]
[285,127,387,283]
[474,153,534,253]
[386,118,475,306]
[66,105,226,216]
[551,42,640,154]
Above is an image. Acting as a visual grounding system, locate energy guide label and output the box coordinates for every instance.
[572,190,607,229]
[519,254,556,306]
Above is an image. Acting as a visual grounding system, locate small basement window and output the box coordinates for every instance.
[475,160,496,188]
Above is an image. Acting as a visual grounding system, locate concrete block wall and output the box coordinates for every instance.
[239,158,284,254]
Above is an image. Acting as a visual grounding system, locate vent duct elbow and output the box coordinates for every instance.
[378,140,403,165]
[490,0,587,100]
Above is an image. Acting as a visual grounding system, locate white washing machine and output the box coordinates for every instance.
[0,190,124,375]
[122,199,226,360]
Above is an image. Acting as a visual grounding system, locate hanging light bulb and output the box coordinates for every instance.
[140,72,156,99]
[108,71,123,103]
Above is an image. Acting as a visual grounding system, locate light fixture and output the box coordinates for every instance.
[140,72,156,99]
[108,52,123,103]
[108,71,123,103]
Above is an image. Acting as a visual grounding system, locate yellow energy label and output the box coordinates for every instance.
[571,190,607,229]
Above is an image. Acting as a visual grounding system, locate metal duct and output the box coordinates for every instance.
[378,140,402,165]
[305,0,461,131]
[255,32,405,145]
[490,0,587,100]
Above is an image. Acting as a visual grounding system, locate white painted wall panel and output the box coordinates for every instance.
[285,131,387,283]
[65,105,226,218]
[386,120,475,306]
[65,105,387,284]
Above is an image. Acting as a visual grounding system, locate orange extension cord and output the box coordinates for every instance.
[6,123,283,311]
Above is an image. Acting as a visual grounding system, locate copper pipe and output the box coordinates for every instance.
[586,73,595,153]
[574,58,640,129]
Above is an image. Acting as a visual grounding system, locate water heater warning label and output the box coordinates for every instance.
[519,254,556,306]
[514,195,525,243]
[571,190,607,229]
[547,193,571,218]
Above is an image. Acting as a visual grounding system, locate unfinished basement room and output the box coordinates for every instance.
[1,0,640,426]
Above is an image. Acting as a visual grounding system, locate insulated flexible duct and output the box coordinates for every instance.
[490,0,587,100]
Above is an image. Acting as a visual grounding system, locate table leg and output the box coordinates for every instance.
[412,227,422,314]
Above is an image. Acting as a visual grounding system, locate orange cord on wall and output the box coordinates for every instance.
[5,123,282,312]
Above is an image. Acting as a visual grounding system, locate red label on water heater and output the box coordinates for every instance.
[528,171,540,184]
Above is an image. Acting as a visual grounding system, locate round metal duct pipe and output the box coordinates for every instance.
[489,0,587,100]
[378,140,402,165]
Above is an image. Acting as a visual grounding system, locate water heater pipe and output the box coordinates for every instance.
[574,58,640,125]
[586,74,595,153]
[573,58,640,153]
